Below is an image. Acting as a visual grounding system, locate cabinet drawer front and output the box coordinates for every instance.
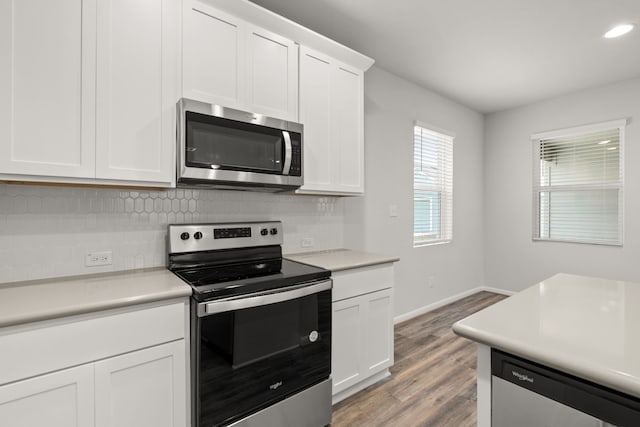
[0,300,186,386]
[332,264,394,302]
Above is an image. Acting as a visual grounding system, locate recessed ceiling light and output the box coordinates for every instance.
[604,24,635,39]
[598,140,611,145]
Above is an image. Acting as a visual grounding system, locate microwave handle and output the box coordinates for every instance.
[198,279,332,317]
[282,131,292,175]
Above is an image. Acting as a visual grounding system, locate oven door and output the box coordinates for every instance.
[177,99,303,190]
[192,280,332,427]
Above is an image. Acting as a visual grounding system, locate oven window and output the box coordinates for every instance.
[204,296,318,368]
[195,289,331,427]
[186,112,284,173]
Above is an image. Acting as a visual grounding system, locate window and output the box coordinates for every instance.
[532,120,625,245]
[413,124,453,246]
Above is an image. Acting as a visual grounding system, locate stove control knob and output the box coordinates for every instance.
[194,231,203,240]
[180,232,190,241]
[270,228,278,235]
[260,228,269,236]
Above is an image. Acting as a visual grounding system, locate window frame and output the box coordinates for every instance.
[413,122,454,247]
[531,119,626,246]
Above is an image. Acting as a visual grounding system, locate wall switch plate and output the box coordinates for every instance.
[301,237,315,248]
[389,205,398,217]
[86,251,112,267]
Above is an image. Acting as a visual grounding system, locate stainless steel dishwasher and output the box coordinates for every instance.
[491,349,640,427]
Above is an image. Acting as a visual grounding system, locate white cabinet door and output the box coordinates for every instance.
[245,25,298,121]
[95,340,186,427]
[0,364,94,427]
[363,288,394,375]
[182,2,297,121]
[332,288,394,397]
[0,0,96,178]
[95,340,187,427]
[298,49,332,191]
[182,0,246,110]
[297,46,365,195]
[331,64,364,194]
[95,0,176,184]
[332,297,363,394]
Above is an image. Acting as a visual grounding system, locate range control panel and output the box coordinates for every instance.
[168,221,283,254]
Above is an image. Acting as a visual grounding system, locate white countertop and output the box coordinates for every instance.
[453,273,640,399]
[285,249,399,272]
[0,268,192,328]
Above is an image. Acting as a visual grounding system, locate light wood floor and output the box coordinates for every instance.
[331,291,508,427]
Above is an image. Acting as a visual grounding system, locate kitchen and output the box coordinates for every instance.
[1,0,640,426]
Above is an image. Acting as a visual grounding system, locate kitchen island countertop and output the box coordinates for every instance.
[285,248,399,272]
[0,268,192,328]
[453,273,640,399]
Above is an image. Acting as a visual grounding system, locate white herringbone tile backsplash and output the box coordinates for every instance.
[0,184,344,283]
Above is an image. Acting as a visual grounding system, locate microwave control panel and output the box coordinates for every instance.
[289,140,302,176]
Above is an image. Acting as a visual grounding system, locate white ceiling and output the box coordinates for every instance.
[248,0,640,113]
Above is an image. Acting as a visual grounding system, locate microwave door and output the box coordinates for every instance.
[282,131,292,175]
[177,99,304,190]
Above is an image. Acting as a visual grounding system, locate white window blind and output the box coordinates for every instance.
[532,120,625,245]
[413,124,453,246]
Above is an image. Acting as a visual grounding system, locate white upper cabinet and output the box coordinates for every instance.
[0,0,96,178]
[332,64,364,193]
[298,50,332,190]
[182,0,298,121]
[0,0,177,186]
[95,0,177,183]
[245,24,298,121]
[297,47,364,195]
[182,3,246,110]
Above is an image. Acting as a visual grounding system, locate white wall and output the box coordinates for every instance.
[0,185,344,283]
[345,66,486,319]
[484,77,640,291]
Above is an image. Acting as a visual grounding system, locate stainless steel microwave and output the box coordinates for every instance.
[177,98,303,191]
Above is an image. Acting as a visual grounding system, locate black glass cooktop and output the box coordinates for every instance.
[172,258,330,302]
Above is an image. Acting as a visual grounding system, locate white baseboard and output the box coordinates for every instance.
[393,285,515,325]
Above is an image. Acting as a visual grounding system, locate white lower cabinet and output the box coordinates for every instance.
[331,264,394,403]
[0,364,95,427]
[332,297,363,391]
[363,289,394,376]
[94,341,186,427]
[0,300,188,427]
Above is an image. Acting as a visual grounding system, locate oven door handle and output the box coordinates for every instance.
[198,279,332,316]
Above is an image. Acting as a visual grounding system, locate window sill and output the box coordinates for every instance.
[413,239,451,248]
[532,237,622,247]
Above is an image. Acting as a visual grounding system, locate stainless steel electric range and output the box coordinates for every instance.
[167,221,332,427]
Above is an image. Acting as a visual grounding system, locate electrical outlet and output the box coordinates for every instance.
[389,205,398,217]
[301,237,315,248]
[86,251,112,267]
